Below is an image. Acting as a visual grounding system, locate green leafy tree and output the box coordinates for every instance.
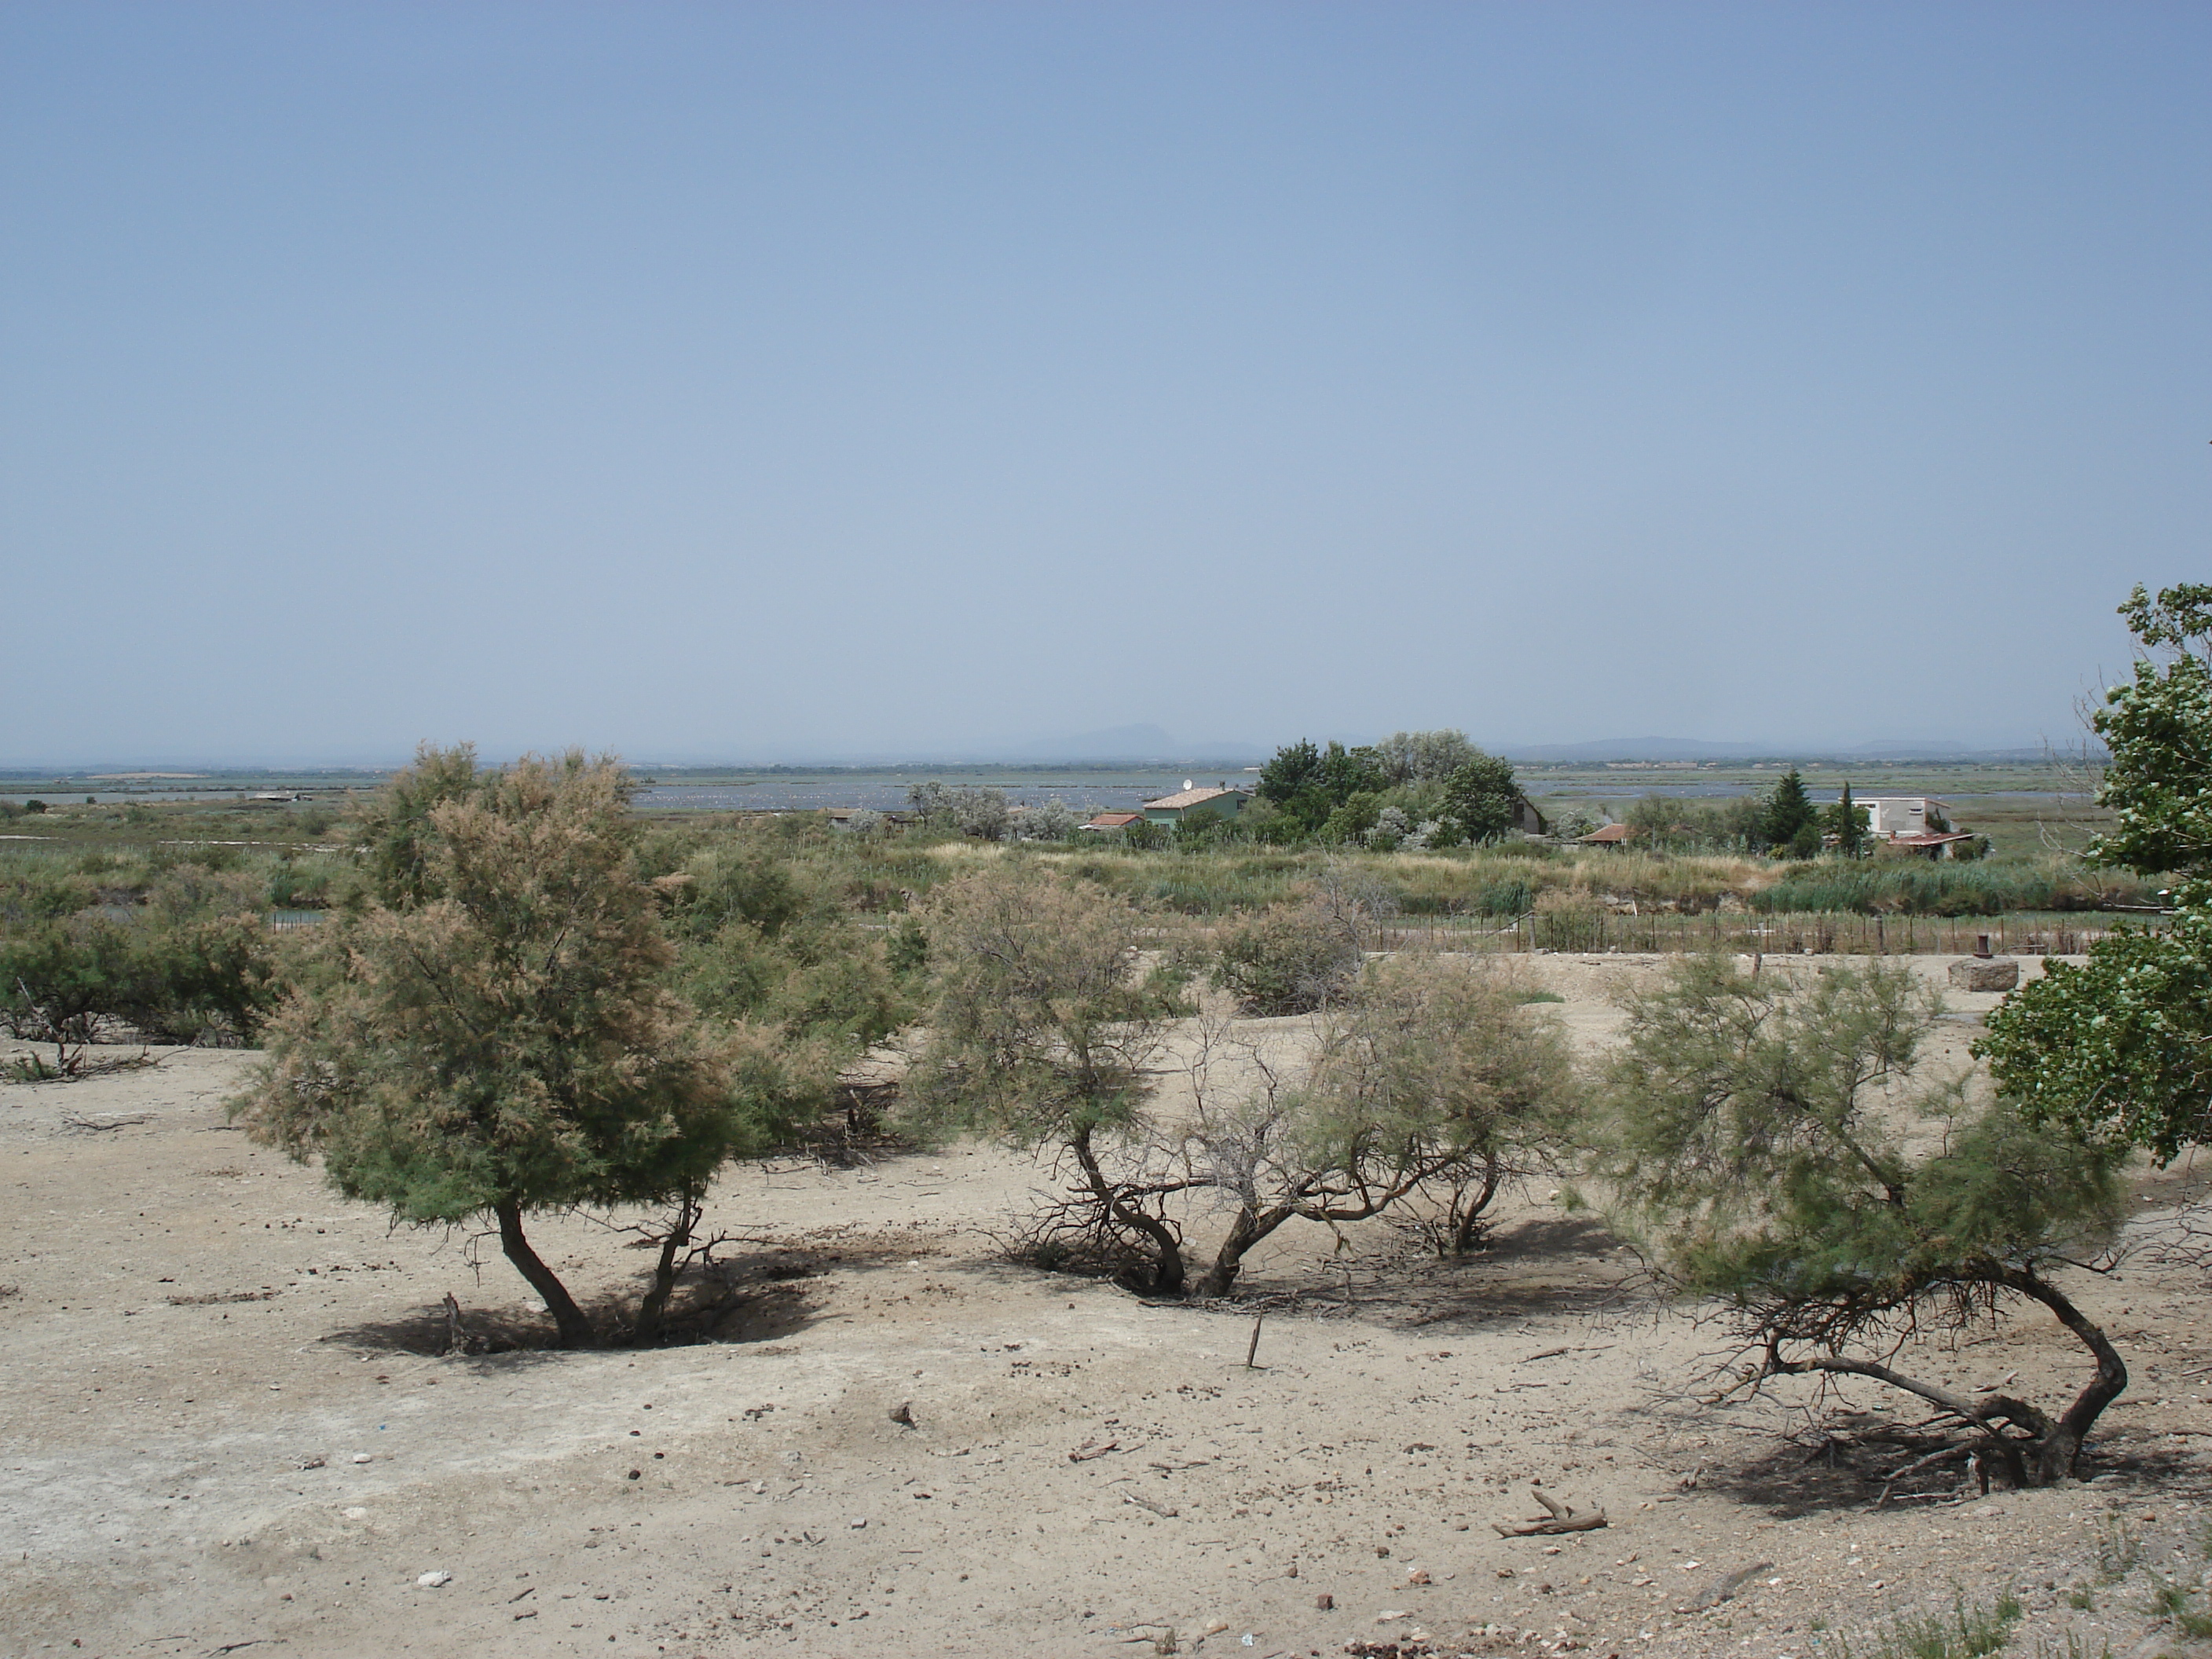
[1256,739,1388,835]
[906,780,1011,840]
[1255,738,1324,806]
[1763,769,1816,851]
[1317,791,1383,846]
[2088,581,2212,877]
[1373,729,1483,786]
[1592,957,2127,1489]
[1440,753,1522,841]
[1980,584,2212,1160]
[1981,912,2212,1162]
[232,747,761,1348]
[1318,741,1388,803]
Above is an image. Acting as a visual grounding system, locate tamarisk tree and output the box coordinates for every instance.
[1182,953,1577,1297]
[912,867,1576,1298]
[903,865,1196,1293]
[233,746,760,1347]
[1592,955,2127,1490]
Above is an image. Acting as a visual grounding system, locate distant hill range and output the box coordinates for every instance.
[987,730,2071,767]
[1498,736,2067,764]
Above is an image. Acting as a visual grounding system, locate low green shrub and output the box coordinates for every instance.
[1211,900,1361,1014]
[1756,857,2151,916]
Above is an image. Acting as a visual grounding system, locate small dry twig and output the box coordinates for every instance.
[62,1110,155,1133]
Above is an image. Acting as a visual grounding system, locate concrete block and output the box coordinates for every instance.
[1948,957,2020,992]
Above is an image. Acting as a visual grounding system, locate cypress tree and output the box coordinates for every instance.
[1763,769,1815,850]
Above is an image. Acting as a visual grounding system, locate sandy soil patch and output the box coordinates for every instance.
[2,957,2207,1659]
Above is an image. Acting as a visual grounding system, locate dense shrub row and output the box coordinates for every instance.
[0,793,2151,1080]
[1753,857,2144,916]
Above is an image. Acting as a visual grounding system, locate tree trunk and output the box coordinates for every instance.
[2003,1265,2127,1484]
[495,1199,595,1349]
[1781,1267,2127,1492]
[632,1190,700,1347]
[1449,1153,1504,1255]
[1071,1128,1185,1296]
[1193,1203,1295,1299]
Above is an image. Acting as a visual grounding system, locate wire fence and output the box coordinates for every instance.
[262,905,2155,955]
[1368,909,2158,958]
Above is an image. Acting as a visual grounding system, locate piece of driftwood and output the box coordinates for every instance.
[1682,1559,1773,1613]
[1491,1485,1607,1536]
[441,1292,485,1357]
[1068,1438,1121,1463]
[1119,1488,1178,1518]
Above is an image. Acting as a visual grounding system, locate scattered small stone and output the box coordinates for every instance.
[416,1570,452,1589]
[627,1469,641,1481]
[888,1402,915,1427]
[849,1517,868,1529]
[350,1453,372,1464]
[1404,1567,1430,1585]
[1315,1594,1334,1611]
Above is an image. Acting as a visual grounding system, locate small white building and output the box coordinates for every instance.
[1856,797,1944,838]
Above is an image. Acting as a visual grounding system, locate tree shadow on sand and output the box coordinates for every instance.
[1223,1212,1641,1328]
[317,1232,936,1361]
[1689,1415,2212,1521]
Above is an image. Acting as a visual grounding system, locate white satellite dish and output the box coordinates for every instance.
[1182,779,1195,792]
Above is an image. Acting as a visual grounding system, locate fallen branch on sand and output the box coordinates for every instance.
[62,1110,155,1132]
[1491,1485,1606,1537]
[1679,1559,1773,1613]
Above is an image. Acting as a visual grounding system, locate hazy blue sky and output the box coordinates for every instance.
[3,2,2205,765]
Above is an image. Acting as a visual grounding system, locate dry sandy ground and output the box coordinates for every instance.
[3,954,2209,1659]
